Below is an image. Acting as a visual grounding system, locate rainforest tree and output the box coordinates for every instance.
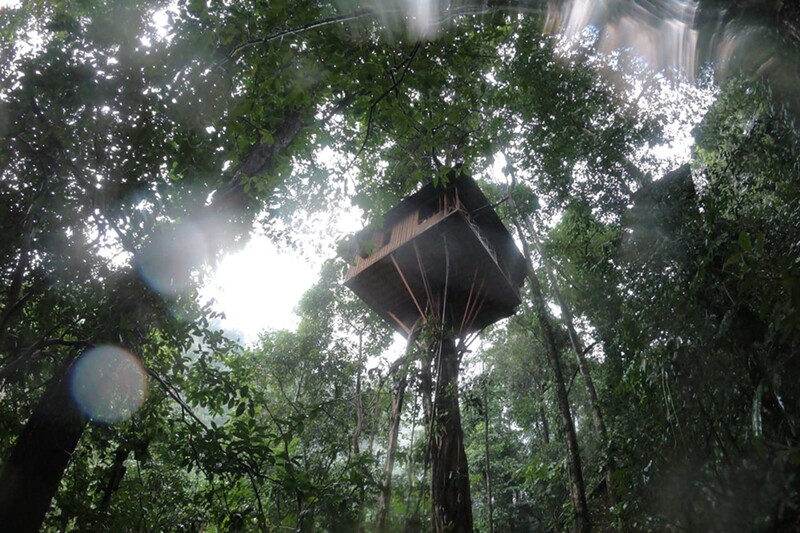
[1,0,799,532]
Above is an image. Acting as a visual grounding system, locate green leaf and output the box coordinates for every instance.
[738,231,752,252]
[723,252,742,269]
[259,129,274,144]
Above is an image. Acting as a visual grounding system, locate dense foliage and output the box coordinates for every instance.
[1,1,799,531]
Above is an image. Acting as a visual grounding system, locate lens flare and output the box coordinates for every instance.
[137,221,209,296]
[70,345,148,424]
[336,0,443,39]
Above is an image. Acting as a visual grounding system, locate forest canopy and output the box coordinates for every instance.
[1,0,799,531]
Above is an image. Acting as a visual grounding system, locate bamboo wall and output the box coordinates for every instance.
[346,194,463,280]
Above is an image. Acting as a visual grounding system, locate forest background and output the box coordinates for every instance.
[1,0,800,531]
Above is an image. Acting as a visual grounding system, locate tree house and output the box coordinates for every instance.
[345,174,525,533]
[344,173,526,338]
[345,172,526,532]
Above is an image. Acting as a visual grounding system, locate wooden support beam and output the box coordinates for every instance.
[463,331,479,349]
[390,253,427,324]
[413,240,434,310]
[462,281,486,335]
[387,311,412,337]
[459,270,479,335]
[461,275,485,333]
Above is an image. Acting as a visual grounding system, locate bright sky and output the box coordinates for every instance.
[202,200,364,342]
[202,235,316,340]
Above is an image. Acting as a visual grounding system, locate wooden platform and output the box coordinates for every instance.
[344,175,526,338]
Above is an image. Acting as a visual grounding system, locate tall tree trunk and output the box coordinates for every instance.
[353,332,368,533]
[0,359,87,532]
[526,218,615,505]
[415,349,434,521]
[375,360,409,532]
[353,332,365,457]
[539,405,551,445]
[512,217,591,533]
[482,367,494,533]
[405,397,417,516]
[403,392,423,533]
[430,334,473,533]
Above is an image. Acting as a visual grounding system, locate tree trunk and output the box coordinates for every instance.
[539,405,551,445]
[352,332,368,532]
[404,397,417,524]
[353,332,365,457]
[526,219,615,505]
[375,360,409,532]
[430,334,473,533]
[513,217,591,533]
[415,349,434,521]
[0,359,87,532]
[482,368,494,533]
[99,447,130,515]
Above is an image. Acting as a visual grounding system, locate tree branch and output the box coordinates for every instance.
[146,367,209,430]
[227,2,550,60]
[350,41,422,166]
[229,10,401,58]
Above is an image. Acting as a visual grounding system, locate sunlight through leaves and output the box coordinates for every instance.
[137,221,210,296]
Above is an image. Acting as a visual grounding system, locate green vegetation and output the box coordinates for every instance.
[1,1,799,531]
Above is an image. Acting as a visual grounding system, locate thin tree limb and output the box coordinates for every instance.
[350,41,422,166]
[229,10,400,58]
[145,367,209,430]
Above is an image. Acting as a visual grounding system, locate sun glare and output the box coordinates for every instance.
[203,235,316,341]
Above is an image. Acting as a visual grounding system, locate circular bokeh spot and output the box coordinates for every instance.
[70,345,148,424]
